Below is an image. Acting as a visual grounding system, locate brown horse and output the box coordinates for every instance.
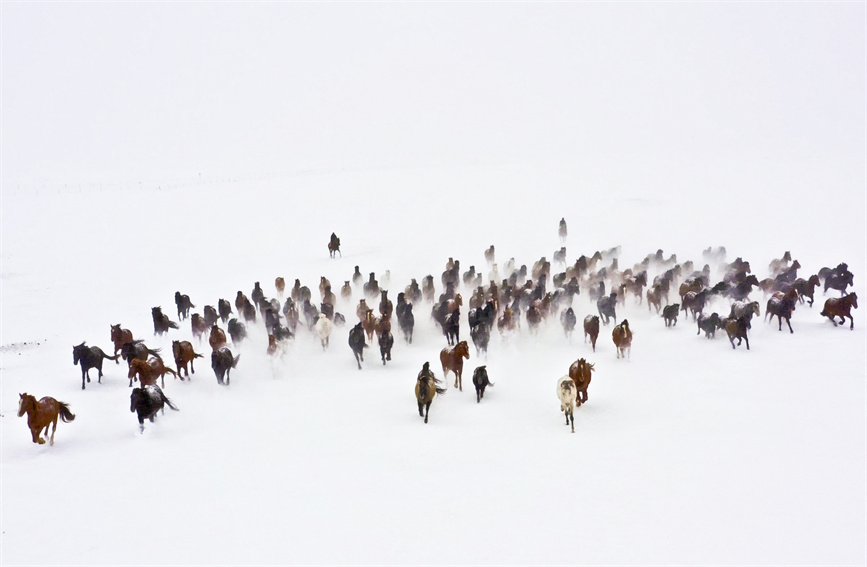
[821,293,858,330]
[110,324,133,357]
[362,309,377,342]
[209,325,227,351]
[766,288,799,333]
[128,357,178,388]
[568,358,595,405]
[172,340,203,378]
[415,362,446,423]
[440,340,470,391]
[191,313,210,341]
[726,316,750,350]
[18,393,75,445]
[612,319,632,359]
[275,277,286,296]
[583,315,600,351]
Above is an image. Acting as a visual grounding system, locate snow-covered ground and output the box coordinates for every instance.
[2,3,865,566]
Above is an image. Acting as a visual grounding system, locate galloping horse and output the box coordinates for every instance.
[348,322,368,370]
[557,376,578,433]
[568,358,594,405]
[110,324,133,357]
[73,342,119,390]
[328,232,341,258]
[211,347,240,385]
[472,366,493,403]
[612,320,632,359]
[130,385,178,433]
[440,341,470,391]
[766,288,799,333]
[415,362,446,424]
[209,325,227,351]
[128,357,178,388]
[151,306,179,335]
[172,340,203,378]
[583,315,600,351]
[821,293,858,330]
[726,316,750,350]
[18,393,75,445]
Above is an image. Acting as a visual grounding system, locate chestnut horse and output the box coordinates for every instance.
[128,357,178,388]
[568,358,595,405]
[110,324,133,357]
[821,293,858,330]
[440,340,470,391]
[18,393,75,445]
[172,340,203,378]
[209,325,227,351]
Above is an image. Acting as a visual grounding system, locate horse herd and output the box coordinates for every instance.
[18,235,859,442]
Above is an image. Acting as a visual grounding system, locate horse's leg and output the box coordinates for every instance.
[786,317,794,334]
[82,369,87,390]
[49,416,58,445]
[97,361,104,383]
[424,402,431,424]
[570,410,575,433]
[418,401,424,417]
[744,335,750,350]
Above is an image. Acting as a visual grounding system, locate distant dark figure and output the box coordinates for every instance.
[73,342,119,390]
[352,266,363,287]
[364,273,380,300]
[558,218,567,242]
[174,292,195,321]
[470,321,490,356]
[472,365,493,403]
[348,322,368,370]
[398,302,415,344]
[211,347,240,385]
[329,232,341,258]
[484,245,495,266]
[151,307,179,336]
[597,292,617,325]
[130,385,178,433]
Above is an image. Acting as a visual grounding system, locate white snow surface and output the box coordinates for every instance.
[2,4,866,566]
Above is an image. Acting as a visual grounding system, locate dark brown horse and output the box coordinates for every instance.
[568,358,595,404]
[612,319,632,359]
[328,233,341,258]
[583,315,600,351]
[18,393,75,445]
[152,306,179,335]
[766,288,799,333]
[191,313,210,341]
[211,347,240,385]
[73,342,119,390]
[172,340,203,378]
[110,324,133,357]
[821,293,858,330]
[440,340,470,391]
[726,316,750,350]
[128,357,178,388]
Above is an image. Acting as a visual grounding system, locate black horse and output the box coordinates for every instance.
[130,385,178,433]
[472,365,494,403]
[348,322,368,370]
[211,347,240,385]
[73,342,119,390]
[329,232,341,258]
[560,307,577,340]
[120,340,162,385]
[218,298,233,323]
[152,306,179,336]
[174,292,195,321]
[597,292,617,325]
[397,302,415,344]
[470,321,490,356]
[443,309,460,345]
[379,330,394,365]
[227,318,247,344]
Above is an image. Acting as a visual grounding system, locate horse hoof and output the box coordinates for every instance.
[37,439,45,444]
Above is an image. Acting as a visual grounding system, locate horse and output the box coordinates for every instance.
[557,376,578,433]
[172,340,203,378]
[728,301,760,329]
[526,304,543,333]
[363,273,380,300]
[824,270,854,296]
[378,290,393,318]
[397,302,415,344]
[130,385,178,433]
[725,316,750,350]
[328,232,341,258]
[646,284,665,313]
[151,306,179,336]
[361,309,377,343]
[174,292,195,321]
[696,312,721,338]
[560,308,577,341]
[227,318,247,344]
[470,321,490,356]
[73,342,119,390]
[568,358,595,405]
[209,325,227,351]
[612,320,632,359]
[681,289,709,321]
[110,324,134,357]
[211,347,240,385]
[18,393,75,445]
[792,275,821,307]
[374,313,392,339]
[415,362,446,423]
[315,313,333,350]
[766,288,799,333]
[443,309,461,345]
[440,340,470,391]
[662,304,680,327]
[821,293,858,330]
[472,365,493,403]
[128,357,178,388]
[203,305,219,327]
[583,315,600,351]
[378,330,394,365]
[768,251,792,277]
[188,313,207,341]
[558,218,568,242]
[497,309,518,334]
[348,322,368,370]
[119,340,161,371]
[597,292,617,325]
[484,245,496,266]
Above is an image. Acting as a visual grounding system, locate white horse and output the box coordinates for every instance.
[557,375,578,433]
[314,313,333,350]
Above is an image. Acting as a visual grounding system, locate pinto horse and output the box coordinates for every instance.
[18,393,75,445]
[557,376,578,433]
[612,320,632,359]
[568,358,594,405]
[128,357,178,388]
[110,324,133,357]
[73,342,119,390]
[440,340,470,391]
[172,340,203,378]
[821,293,858,330]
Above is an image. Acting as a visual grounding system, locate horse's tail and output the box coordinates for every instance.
[231,354,241,369]
[160,391,179,412]
[105,353,120,362]
[168,321,179,330]
[435,387,447,395]
[164,367,178,377]
[58,403,76,422]
[193,352,204,359]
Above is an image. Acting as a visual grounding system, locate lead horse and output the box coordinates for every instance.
[18,393,75,445]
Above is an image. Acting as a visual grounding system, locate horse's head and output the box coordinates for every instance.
[72,342,86,364]
[18,393,33,417]
[850,293,859,309]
